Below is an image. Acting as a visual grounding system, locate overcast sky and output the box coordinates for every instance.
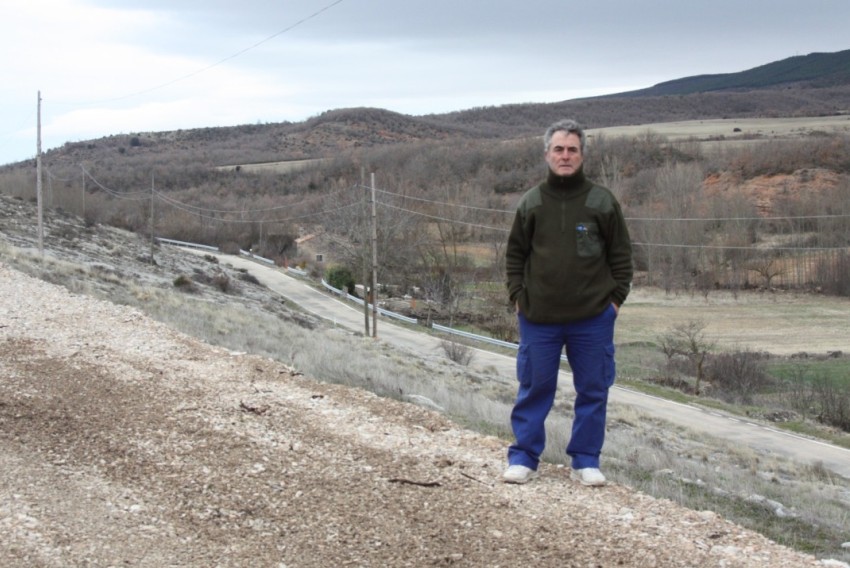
[2,0,849,165]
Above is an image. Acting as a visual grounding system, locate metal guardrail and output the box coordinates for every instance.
[431,323,518,350]
[157,237,218,252]
[431,322,568,362]
[320,279,418,325]
[318,281,553,360]
[161,237,537,357]
[239,249,275,265]
[159,237,303,275]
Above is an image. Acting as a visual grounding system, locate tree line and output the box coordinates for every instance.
[2,129,849,321]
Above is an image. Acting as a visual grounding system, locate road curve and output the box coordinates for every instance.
[191,250,850,480]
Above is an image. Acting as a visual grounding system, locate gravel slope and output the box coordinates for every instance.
[0,259,836,567]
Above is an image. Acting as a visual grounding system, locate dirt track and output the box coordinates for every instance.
[1,261,833,567]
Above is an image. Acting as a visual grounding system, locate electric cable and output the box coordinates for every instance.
[53,0,348,106]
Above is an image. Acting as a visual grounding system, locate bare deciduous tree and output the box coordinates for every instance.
[748,253,787,289]
[658,319,715,395]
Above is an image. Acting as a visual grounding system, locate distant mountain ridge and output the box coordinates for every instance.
[427,49,850,135]
[4,49,850,169]
[612,49,850,97]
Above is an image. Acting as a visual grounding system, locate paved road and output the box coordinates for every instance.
[190,250,850,479]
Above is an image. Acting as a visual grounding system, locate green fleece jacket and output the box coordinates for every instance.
[505,168,633,323]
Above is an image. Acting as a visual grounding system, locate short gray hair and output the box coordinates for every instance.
[543,119,586,154]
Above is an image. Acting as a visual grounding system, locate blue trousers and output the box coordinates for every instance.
[508,304,617,470]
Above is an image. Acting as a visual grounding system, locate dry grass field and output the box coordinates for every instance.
[588,115,850,141]
[617,287,850,356]
[214,158,326,173]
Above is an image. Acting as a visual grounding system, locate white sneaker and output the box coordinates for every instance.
[502,464,539,484]
[571,467,606,486]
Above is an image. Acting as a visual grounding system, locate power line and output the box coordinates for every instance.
[45,168,75,183]
[53,0,348,107]
[81,166,150,200]
[372,185,514,215]
[155,190,362,224]
[377,201,509,233]
[627,213,850,222]
[81,163,361,217]
[371,182,850,222]
[1,2,347,163]
[632,241,848,252]
[60,162,850,250]
[151,184,357,215]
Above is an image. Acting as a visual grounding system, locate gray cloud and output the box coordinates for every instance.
[2,0,848,164]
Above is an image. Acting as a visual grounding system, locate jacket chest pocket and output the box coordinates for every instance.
[576,221,603,258]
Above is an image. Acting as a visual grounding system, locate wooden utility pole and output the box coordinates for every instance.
[81,165,86,219]
[361,167,370,336]
[36,91,44,255]
[370,172,378,338]
[149,173,155,263]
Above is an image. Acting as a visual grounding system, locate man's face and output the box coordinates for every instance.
[545,131,583,177]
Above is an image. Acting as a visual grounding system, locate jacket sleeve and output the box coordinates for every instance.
[604,200,633,306]
[505,208,529,303]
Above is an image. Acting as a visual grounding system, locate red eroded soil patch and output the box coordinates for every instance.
[703,168,841,215]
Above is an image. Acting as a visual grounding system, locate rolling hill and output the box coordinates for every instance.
[4,49,850,170]
[613,48,850,97]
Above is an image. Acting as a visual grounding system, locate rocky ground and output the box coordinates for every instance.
[1,258,840,568]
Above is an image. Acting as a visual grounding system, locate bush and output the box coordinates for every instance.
[811,374,850,431]
[483,311,518,343]
[173,274,198,293]
[219,241,242,255]
[211,272,232,293]
[705,349,772,403]
[325,265,356,294]
[440,338,475,366]
[239,271,261,286]
[783,365,850,432]
[816,251,850,297]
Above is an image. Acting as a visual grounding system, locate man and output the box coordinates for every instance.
[503,118,633,486]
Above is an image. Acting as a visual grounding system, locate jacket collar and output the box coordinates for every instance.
[545,166,589,192]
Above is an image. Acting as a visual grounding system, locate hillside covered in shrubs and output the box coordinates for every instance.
[1,49,849,306]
